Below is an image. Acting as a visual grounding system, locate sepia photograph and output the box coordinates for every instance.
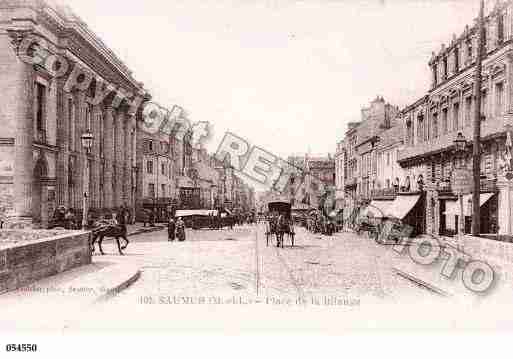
[0,0,512,354]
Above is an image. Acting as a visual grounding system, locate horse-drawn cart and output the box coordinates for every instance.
[265,201,295,248]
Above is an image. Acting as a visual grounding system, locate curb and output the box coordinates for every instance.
[94,268,141,303]
[128,225,165,237]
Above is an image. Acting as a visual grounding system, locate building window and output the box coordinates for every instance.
[35,82,46,142]
[417,115,424,143]
[453,102,459,131]
[161,162,165,175]
[387,152,390,166]
[386,179,390,188]
[85,103,93,131]
[433,64,438,86]
[465,97,472,126]
[495,82,504,117]
[432,113,439,139]
[483,25,487,52]
[161,184,166,197]
[481,90,488,120]
[148,183,155,198]
[454,47,459,73]
[147,160,153,174]
[148,140,153,152]
[498,13,505,44]
[442,57,448,80]
[467,40,473,63]
[442,108,448,134]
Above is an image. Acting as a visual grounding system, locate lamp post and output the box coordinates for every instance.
[81,131,94,229]
[453,132,468,237]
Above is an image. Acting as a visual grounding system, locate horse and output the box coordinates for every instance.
[90,221,129,255]
[274,214,295,248]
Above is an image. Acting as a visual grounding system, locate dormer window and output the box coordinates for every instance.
[443,57,448,80]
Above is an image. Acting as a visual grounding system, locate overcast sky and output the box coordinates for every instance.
[64,0,485,158]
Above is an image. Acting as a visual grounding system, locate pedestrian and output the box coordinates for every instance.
[168,217,176,241]
[176,217,186,241]
[149,210,155,227]
[64,208,76,229]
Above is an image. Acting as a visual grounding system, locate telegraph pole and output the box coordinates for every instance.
[472,0,485,236]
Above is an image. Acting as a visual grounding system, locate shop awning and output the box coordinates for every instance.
[175,209,218,217]
[387,195,421,220]
[361,200,394,218]
[444,193,495,216]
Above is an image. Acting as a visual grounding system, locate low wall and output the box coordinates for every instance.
[0,230,91,294]
[462,235,513,290]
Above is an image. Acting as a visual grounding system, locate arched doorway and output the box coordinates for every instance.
[33,154,49,226]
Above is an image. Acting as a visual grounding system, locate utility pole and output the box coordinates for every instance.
[472,0,485,236]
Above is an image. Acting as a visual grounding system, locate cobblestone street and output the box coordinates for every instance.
[57,224,465,331]
[94,225,431,303]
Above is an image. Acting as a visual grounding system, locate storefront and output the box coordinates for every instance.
[387,193,425,236]
[443,192,498,235]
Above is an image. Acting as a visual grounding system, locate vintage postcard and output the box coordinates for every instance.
[0,0,512,353]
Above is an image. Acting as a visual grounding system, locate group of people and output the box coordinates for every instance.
[305,213,336,236]
[167,217,186,241]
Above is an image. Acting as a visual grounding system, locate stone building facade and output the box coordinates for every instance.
[335,97,399,219]
[0,0,147,228]
[399,0,513,236]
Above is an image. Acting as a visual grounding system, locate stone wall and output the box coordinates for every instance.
[462,235,513,291]
[0,230,91,294]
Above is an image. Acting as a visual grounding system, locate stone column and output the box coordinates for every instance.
[129,115,136,216]
[506,56,513,113]
[56,81,69,207]
[115,110,124,207]
[6,50,34,227]
[103,106,114,208]
[74,91,86,212]
[123,114,130,206]
[497,176,513,235]
[90,106,101,209]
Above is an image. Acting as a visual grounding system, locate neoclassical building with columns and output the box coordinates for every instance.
[0,0,148,228]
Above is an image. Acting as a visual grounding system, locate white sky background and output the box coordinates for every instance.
[64,0,485,158]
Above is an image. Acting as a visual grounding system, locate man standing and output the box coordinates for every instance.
[176,217,186,241]
[168,217,176,241]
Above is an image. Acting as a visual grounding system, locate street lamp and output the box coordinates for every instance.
[453,132,467,237]
[81,131,94,229]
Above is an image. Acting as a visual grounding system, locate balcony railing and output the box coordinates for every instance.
[398,116,507,163]
[371,188,398,198]
[436,178,498,195]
